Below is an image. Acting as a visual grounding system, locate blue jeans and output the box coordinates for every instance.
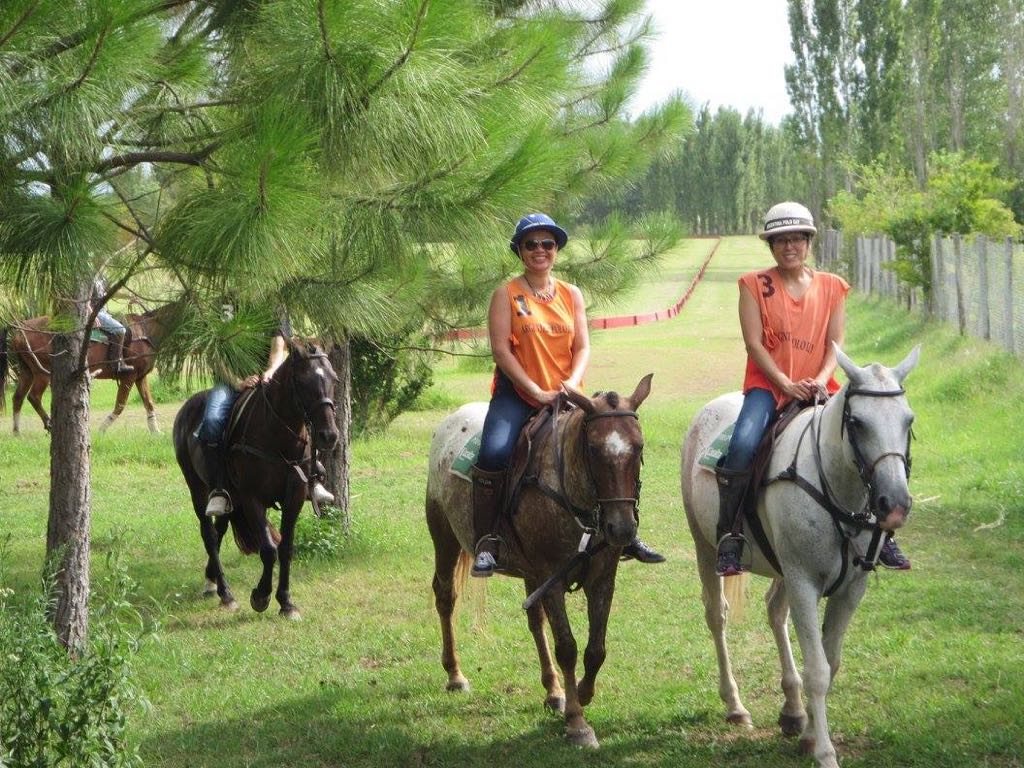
[196,383,240,444]
[723,387,778,472]
[477,371,536,472]
[96,310,125,335]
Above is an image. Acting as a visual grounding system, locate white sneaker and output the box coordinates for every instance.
[205,492,231,517]
[311,482,335,505]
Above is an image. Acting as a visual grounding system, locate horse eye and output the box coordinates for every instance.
[847,417,861,430]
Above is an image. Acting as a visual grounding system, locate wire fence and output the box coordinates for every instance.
[816,229,1024,358]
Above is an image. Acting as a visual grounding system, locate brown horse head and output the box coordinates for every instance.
[279,337,340,451]
[562,373,653,547]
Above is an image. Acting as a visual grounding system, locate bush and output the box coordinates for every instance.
[0,546,152,768]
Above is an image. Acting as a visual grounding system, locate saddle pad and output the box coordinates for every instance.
[449,430,482,482]
[89,329,110,344]
[698,422,735,471]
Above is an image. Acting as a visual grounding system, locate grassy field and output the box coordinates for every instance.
[1,236,1022,767]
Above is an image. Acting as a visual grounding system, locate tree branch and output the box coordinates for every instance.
[366,0,429,97]
[93,142,220,174]
[317,0,334,62]
[0,0,39,49]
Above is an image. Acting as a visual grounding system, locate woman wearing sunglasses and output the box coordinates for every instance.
[470,212,664,577]
[713,201,910,577]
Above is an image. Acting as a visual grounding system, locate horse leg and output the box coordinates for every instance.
[27,378,51,432]
[136,376,161,434]
[693,531,752,727]
[821,578,868,685]
[523,578,565,712]
[786,577,839,768]
[275,495,303,620]
[99,378,132,433]
[765,578,806,737]
[577,567,617,707]
[182,462,237,609]
[12,370,30,434]
[427,498,470,692]
[541,590,597,749]
[250,506,279,613]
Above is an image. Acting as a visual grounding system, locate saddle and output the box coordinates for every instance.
[503,402,561,517]
[732,398,817,573]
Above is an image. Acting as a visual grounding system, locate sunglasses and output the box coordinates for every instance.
[522,238,557,252]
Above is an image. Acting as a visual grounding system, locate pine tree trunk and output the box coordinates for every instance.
[46,294,92,653]
[326,336,352,532]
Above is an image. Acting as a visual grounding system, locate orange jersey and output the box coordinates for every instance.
[493,278,578,406]
[740,268,849,407]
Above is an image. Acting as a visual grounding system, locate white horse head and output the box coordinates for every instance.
[833,342,920,532]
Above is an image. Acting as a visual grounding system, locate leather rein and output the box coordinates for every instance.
[765,386,913,595]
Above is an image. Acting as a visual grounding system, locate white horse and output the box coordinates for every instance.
[680,344,920,768]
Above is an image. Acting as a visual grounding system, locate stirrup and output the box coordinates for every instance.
[471,550,498,578]
[715,533,747,577]
[205,490,232,517]
[310,482,334,505]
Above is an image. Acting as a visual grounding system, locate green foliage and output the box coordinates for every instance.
[829,151,1021,294]
[350,332,435,437]
[0,546,151,768]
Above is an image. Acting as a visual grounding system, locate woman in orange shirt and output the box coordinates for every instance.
[471,213,664,577]
[715,202,910,576]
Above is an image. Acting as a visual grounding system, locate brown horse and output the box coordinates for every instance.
[172,338,339,619]
[0,303,176,434]
[425,374,652,748]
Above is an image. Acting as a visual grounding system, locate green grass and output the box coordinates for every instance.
[1,236,1022,767]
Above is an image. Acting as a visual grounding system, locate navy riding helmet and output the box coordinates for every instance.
[509,213,569,254]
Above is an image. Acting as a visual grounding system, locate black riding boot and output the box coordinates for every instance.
[202,442,231,517]
[621,538,666,563]
[878,536,911,570]
[111,332,134,377]
[471,465,506,578]
[715,465,752,577]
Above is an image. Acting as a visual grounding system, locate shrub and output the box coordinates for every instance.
[0,545,152,768]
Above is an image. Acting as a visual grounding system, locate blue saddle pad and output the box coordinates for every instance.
[89,329,110,343]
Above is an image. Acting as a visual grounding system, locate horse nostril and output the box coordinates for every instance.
[876,495,891,515]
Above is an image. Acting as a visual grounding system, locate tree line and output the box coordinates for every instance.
[621,0,1024,236]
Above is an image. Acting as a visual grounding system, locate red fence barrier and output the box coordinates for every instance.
[444,239,720,341]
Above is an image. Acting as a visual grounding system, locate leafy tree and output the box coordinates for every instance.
[0,0,686,647]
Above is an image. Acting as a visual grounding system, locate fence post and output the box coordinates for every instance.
[1004,237,1016,354]
[953,233,966,335]
[976,236,990,340]
[931,234,944,319]
[855,237,863,291]
[887,237,897,299]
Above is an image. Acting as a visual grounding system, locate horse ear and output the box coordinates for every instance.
[892,344,921,384]
[629,373,653,410]
[562,383,596,414]
[284,335,302,356]
[832,341,863,384]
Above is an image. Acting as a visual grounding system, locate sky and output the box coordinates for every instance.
[627,0,795,125]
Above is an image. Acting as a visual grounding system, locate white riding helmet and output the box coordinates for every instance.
[759,201,817,240]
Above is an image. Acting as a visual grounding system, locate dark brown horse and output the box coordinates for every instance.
[0,303,176,434]
[172,337,339,619]
[425,374,653,748]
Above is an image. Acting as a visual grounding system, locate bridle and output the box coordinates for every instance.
[767,384,914,594]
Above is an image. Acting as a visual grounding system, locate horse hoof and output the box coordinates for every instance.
[779,712,807,738]
[578,683,594,707]
[565,725,599,749]
[280,606,302,621]
[203,580,218,596]
[799,737,816,755]
[250,591,270,613]
[726,711,754,729]
[544,695,565,714]
[220,598,239,612]
[446,678,470,693]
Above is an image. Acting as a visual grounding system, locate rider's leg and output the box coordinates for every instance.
[309,459,334,506]
[471,372,534,578]
[715,387,777,576]
[195,384,239,517]
[97,311,134,376]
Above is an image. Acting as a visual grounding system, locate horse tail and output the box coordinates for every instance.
[0,327,8,415]
[229,514,281,555]
[723,572,750,621]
